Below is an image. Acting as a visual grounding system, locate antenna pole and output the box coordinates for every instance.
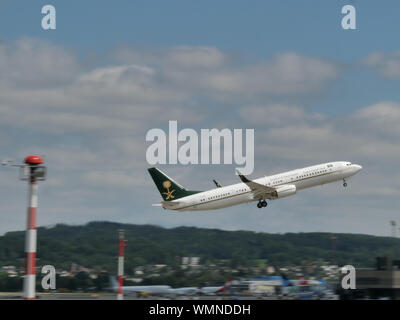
[117,229,127,300]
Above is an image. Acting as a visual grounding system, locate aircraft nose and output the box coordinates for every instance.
[353,164,362,172]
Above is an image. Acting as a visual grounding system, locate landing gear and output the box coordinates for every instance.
[262,200,267,207]
[257,200,268,208]
[343,179,347,187]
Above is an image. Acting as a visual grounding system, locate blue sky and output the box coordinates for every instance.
[1,1,400,236]
[2,1,399,58]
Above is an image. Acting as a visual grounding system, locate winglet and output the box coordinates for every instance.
[236,170,250,183]
[213,179,222,188]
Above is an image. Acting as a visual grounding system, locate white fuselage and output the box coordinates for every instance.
[120,285,221,297]
[122,285,172,295]
[164,162,362,211]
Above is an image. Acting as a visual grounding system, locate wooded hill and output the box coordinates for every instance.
[1,221,399,274]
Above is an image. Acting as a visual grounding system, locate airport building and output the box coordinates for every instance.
[340,257,400,300]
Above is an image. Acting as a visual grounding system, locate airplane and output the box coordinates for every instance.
[109,277,172,296]
[148,161,362,211]
[109,277,231,297]
[198,278,233,295]
[170,287,199,296]
[163,278,232,297]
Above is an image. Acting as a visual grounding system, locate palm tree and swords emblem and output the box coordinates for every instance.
[162,180,175,200]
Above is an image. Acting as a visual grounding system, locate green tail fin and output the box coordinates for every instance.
[147,167,201,201]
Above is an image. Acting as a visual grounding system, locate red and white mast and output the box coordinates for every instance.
[2,156,46,299]
[22,156,46,300]
[117,229,128,300]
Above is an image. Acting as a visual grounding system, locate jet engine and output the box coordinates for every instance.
[271,184,296,199]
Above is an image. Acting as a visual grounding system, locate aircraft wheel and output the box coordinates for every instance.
[343,179,347,187]
[261,200,268,207]
[257,202,262,208]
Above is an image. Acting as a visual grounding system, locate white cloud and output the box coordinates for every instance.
[83,170,147,188]
[0,38,78,88]
[164,46,229,68]
[363,51,400,78]
[1,38,399,236]
[115,47,341,98]
[239,104,306,126]
[0,40,340,139]
[352,101,400,136]
[235,53,339,95]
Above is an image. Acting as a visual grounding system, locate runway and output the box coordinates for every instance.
[0,292,280,300]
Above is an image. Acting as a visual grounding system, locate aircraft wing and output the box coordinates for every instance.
[237,171,276,200]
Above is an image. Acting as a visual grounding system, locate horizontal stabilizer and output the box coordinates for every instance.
[160,201,182,210]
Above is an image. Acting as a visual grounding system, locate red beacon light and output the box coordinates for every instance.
[24,155,43,165]
[20,156,46,181]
